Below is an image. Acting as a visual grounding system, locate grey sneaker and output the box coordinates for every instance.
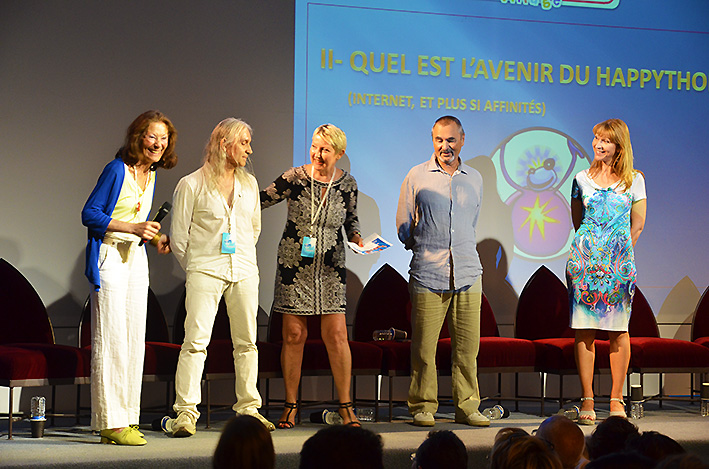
[412,411,435,427]
[455,410,490,427]
[172,412,196,437]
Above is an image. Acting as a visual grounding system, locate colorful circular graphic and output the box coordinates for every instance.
[490,127,591,260]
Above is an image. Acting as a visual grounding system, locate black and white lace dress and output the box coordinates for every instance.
[260,165,360,315]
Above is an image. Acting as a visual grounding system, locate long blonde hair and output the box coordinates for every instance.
[589,118,637,191]
[203,118,253,186]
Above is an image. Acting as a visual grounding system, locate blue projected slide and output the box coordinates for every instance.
[294,0,709,293]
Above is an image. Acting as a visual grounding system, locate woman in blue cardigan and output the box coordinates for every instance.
[81,110,177,445]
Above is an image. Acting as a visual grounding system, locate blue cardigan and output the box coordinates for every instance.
[81,157,154,290]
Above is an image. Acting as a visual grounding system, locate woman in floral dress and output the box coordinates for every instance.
[261,124,363,428]
[566,118,647,424]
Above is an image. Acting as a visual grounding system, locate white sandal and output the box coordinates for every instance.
[609,398,627,418]
[578,397,596,425]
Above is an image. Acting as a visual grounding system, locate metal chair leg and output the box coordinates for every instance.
[206,379,211,429]
[389,375,394,422]
[7,387,14,440]
[374,375,380,422]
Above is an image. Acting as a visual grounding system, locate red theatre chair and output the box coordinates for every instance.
[437,293,538,412]
[0,258,87,439]
[628,286,709,406]
[352,263,416,421]
[691,285,709,386]
[515,265,611,415]
[691,285,709,350]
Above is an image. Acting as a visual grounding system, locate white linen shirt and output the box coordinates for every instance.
[171,167,261,282]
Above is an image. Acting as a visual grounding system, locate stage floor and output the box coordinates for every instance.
[2,402,709,468]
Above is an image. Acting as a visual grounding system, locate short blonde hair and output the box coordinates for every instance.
[313,124,346,155]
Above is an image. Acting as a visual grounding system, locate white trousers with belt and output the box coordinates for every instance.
[173,271,262,421]
[90,240,148,431]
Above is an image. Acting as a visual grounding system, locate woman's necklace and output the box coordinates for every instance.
[310,165,336,227]
[130,165,152,213]
[301,166,336,259]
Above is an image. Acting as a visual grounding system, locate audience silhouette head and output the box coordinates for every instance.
[586,416,640,461]
[299,425,384,469]
[213,415,275,469]
[535,415,586,469]
[412,430,467,469]
[625,430,686,463]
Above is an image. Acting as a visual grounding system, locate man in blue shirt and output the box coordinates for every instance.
[396,115,488,427]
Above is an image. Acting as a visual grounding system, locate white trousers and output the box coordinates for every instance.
[173,271,262,421]
[90,241,148,430]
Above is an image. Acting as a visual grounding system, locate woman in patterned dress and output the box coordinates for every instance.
[260,124,363,428]
[566,118,647,425]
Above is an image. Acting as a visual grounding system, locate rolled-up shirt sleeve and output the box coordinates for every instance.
[396,171,416,250]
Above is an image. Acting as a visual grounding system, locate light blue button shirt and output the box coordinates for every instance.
[396,155,483,291]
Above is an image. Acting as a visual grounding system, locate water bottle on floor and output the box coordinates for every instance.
[160,416,175,433]
[372,329,394,341]
[30,396,46,438]
[630,385,644,419]
[482,404,508,420]
[557,405,580,420]
[309,409,343,425]
[30,396,46,421]
[372,328,407,341]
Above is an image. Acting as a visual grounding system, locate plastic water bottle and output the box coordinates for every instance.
[372,328,395,341]
[324,410,343,425]
[630,384,644,419]
[30,396,46,421]
[482,404,508,420]
[557,405,580,420]
[701,382,709,417]
[372,328,407,341]
[30,396,46,438]
[356,407,375,422]
[309,409,343,425]
[160,416,174,433]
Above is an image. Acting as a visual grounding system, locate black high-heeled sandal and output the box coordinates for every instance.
[277,402,297,429]
[339,402,362,427]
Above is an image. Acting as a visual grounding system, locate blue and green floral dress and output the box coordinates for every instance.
[566,169,646,331]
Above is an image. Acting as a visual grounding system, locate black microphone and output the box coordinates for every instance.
[140,202,171,246]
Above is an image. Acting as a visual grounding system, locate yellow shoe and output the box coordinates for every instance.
[100,427,147,446]
[129,424,144,437]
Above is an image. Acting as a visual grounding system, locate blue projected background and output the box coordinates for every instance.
[294,0,709,318]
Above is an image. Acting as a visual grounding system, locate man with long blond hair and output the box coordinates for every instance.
[168,118,274,436]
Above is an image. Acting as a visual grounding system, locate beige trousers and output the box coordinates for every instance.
[408,276,482,419]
